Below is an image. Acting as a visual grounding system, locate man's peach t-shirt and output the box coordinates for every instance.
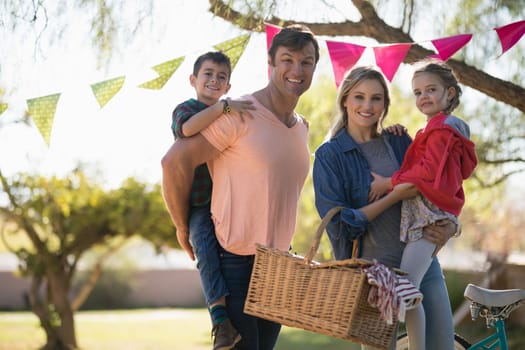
[200,95,310,255]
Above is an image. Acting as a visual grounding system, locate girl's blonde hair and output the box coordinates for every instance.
[329,66,391,139]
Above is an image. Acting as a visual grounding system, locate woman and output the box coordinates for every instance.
[312,66,456,350]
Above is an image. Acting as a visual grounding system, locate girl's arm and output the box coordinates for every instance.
[360,182,418,220]
[182,98,255,137]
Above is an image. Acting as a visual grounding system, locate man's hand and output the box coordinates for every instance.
[228,98,255,122]
[176,229,195,261]
[423,219,456,256]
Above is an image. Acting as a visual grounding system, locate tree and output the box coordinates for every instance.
[209,0,524,111]
[2,0,523,257]
[0,0,154,69]
[3,0,523,187]
[0,169,176,350]
[292,76,339,260]
[207,0,525,186]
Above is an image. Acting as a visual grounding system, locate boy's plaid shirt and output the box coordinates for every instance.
[171,98,212,206]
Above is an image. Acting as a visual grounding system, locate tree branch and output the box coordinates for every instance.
[0,170,47,253]
[0,222,15,254]
[71,239,127,311]
[208,0,525,113]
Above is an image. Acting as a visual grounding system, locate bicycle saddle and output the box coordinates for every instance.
[464,283,525,307]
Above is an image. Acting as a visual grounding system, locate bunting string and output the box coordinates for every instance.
[6,19,523,146]
[266,19,524,84]
[18,33,252,146]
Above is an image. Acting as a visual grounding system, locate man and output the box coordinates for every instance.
[161,24,320,350]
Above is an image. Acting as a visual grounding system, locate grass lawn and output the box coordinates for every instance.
[1,308,524,349]
[0,309,358,350]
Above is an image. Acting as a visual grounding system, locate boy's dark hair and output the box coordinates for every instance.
[268,24,320,65]
[193,51,232,78]
[413,59,462,114]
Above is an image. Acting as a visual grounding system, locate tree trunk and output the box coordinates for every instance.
[48,269,78,349]
[29,270,78,350]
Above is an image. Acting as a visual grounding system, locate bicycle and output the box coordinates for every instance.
[396,283,525,349]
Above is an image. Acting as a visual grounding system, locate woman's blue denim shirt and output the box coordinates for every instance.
[312,128,412,260]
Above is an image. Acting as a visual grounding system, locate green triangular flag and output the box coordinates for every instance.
[138,56,185,90]
[0,103,7,116]
[213,34,251,70]
[138,74,172,90]
[26,93,61,146]
[90,76,126,108]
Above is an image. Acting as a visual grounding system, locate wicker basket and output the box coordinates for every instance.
[244,206,397,349]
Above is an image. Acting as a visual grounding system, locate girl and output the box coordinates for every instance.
[392,60,477,349]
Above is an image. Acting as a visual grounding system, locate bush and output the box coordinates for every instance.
[444,269,483,311]
[74,268,135,310]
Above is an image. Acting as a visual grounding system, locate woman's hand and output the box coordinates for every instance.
[368,172,391,202]
[423,219,457,256]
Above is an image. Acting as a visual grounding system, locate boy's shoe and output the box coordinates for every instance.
[212,318,241,350]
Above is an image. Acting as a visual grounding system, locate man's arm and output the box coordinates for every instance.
[161,134,219,260]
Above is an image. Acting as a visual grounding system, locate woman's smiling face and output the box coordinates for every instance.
[344,78,386,130]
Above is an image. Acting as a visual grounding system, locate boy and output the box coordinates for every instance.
[170,51,254,350]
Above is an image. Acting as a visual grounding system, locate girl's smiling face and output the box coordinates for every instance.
[412,71,455,118]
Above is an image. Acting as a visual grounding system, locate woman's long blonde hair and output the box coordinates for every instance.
[329,66,391,139]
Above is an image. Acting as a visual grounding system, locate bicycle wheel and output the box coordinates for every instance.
[396,332,471,350]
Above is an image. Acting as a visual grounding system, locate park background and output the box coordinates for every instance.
[1,0,524,349]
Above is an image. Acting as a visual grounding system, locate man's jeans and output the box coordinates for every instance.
[219,247,281,350]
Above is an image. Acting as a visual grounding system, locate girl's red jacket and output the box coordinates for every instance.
[391,112,478,216]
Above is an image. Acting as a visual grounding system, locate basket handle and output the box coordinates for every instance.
[304,206,359,264]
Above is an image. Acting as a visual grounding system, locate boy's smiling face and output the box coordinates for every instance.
[191,60,231,105]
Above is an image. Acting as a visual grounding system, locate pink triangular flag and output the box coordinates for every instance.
[265,23,281,52]
[265,23,282,79]
[495,20,525,55]
[430,34,472,61]
[326,40,366,87]
[373,43,412,82]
